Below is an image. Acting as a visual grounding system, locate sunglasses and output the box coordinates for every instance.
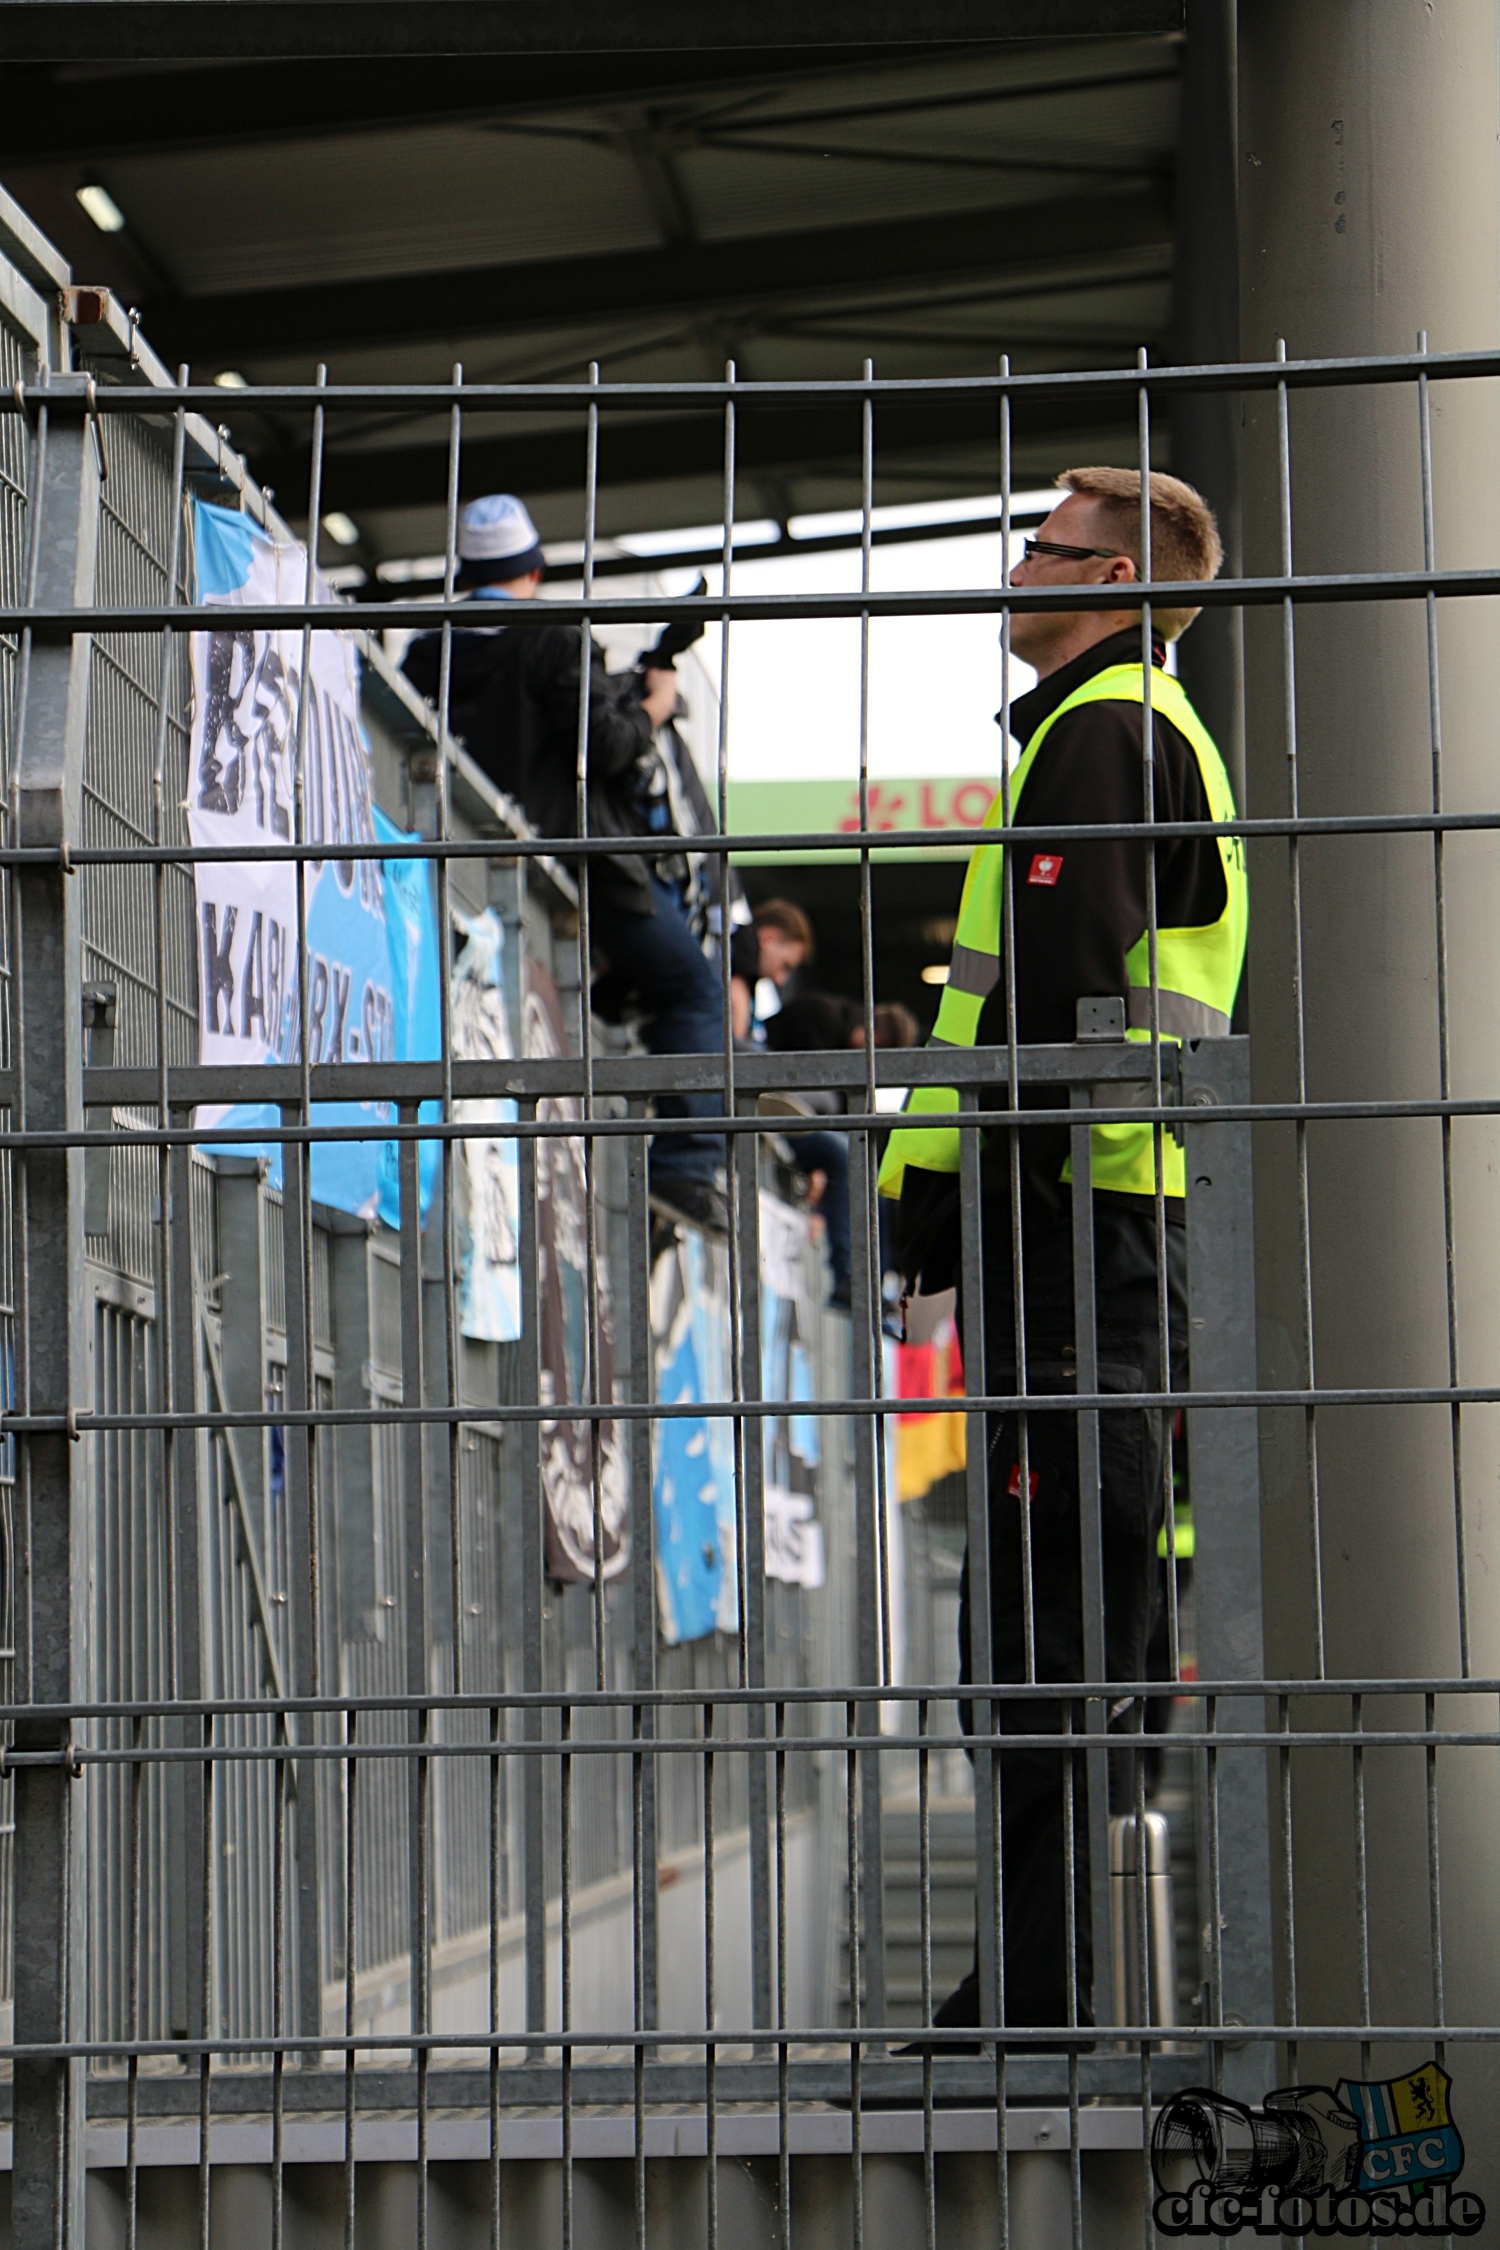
[1021,536,1132,564]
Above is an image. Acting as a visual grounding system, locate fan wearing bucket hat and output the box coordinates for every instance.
[403,495,730,1237]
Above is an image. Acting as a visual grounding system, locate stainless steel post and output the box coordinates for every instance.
[11,373,95,2249]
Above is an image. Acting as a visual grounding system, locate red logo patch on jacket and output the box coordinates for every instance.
[1007,1463,1040,1502]
[1028,853,1063,886]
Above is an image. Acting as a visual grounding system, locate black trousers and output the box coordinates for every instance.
[954,1190,1187,2031]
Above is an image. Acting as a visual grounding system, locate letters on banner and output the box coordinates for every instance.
[188,500,437,1221]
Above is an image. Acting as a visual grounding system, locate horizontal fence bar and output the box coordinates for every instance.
[10,1724,1500,1769]
[16,341,1500,409]
[7,802,1500,865]
[0,2023,1489,2066]
[10,562,1500,638]
[11,1375,1500,1438]
[0,1675,1492,1724]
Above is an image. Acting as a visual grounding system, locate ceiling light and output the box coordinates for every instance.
[76,184,126,235]
[322,512,360,548]
[920,963,949,986]
[214,369,249,390]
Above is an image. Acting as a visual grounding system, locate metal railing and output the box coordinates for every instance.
[0,184,1493,2247]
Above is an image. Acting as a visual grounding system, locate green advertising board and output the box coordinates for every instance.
[725,774,998,862]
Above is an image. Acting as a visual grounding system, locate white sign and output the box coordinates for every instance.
[763,1484,826,1590]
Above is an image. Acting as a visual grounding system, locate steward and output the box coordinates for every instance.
[879,466,1246,2041]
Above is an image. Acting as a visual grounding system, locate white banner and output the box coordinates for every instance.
[189,501,416,1218]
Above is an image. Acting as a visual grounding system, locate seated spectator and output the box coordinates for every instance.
[729,899,815,1041]
[764,990,917,1308]
[403,493,730,1239]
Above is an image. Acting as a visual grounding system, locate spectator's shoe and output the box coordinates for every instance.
[828,1277,853,1312]
[894,1970,981,2058]
[649,1177,731,1241]
[894,1969,1096,2061]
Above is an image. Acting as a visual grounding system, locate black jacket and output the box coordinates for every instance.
[402,610,659,913]
[897,628,1228,1293]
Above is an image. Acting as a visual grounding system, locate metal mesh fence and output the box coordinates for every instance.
[0,232,1494,2249]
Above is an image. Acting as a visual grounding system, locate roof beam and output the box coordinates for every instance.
[143,184,1171,366]
[0,45,979,163]
[260,380,1145,518]
[0,1,1183,63]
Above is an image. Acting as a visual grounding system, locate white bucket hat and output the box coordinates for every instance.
[457,493,545,579]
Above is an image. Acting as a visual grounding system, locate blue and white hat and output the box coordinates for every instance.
[457,493,545,579]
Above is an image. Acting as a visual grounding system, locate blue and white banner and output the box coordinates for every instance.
[189,501,439,1218]
[450,908,521,1343]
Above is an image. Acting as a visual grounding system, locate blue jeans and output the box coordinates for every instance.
[589,876,724,1184]
[791,1128,851,1291]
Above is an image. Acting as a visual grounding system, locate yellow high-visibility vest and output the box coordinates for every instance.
[878,663,1247,1202]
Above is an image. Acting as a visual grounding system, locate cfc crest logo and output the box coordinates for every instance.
[1151,2062,1483,2238]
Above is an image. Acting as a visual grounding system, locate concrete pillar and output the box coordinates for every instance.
[1239,0,1500,2204]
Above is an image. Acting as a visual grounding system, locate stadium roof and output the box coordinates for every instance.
[0,1,1191,568]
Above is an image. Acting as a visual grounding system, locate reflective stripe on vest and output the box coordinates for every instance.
[878,663,1247,1200]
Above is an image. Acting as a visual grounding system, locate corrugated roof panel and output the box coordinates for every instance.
[679,147,1059,243]
[94,122,661,294]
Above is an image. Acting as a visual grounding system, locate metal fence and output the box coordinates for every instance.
[0,189,1495,2249]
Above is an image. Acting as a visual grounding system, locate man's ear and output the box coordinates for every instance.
[1104,553,1139,584]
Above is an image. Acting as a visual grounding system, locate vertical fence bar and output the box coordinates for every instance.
[1274,340,1325,1681]
[125,1711,143,2250]
[956,1088,995,2034]
[734,1089,774,2035]
[11,373,94,2250]
[845,1698,863,2250]
[1067,1087,1114,2032]
[1416,335,1468,1676]
[516,1104,546,2038]
[434,364,464,1703]
[626,1098,658,2000]
[994,352,1015,2238]
[167,1113,207,2046]
[574,364,608,1698]
[703,1698,717,2250]
[775,1700,789,2250]
[625,1096,657,2130]
[849,359,888,2032]
[344,1705,359,2250]
[714,361,773,2040]
[279,1113,322,2048]
[848,1136,886,2034]
[398,1098,430,2183]
[286,370,328,2061]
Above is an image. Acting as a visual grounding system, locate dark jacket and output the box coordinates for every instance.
[402,609,659,913]
[897,627,1228,1295]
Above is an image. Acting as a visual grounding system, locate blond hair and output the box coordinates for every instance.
[1056,466,1223,642]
